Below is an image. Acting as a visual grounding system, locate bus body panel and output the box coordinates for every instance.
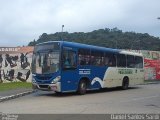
[103,67,144,88]
[60,66,107,92]
[32,41,144,93]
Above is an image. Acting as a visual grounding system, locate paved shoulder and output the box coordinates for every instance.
[0,88,34,102]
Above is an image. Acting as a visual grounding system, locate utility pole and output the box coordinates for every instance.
[61,25,64,41]
[62,25,64,32]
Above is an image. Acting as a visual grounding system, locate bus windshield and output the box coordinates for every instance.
[32,43,60,74]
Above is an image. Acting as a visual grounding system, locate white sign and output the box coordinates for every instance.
[79,69,91,75]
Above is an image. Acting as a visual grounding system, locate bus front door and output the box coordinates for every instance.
[61,49,77,92]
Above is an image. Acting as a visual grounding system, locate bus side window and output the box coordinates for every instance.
[105,53,116,67]
[78,49,90,65]
[127,55,135,68]
[78,54,85,65]
[63,49,76,69]
[117,54,126,67]
[105,55,110,66]
[135,56,143,68]
[111,54,116,67]
[91,51,104,66]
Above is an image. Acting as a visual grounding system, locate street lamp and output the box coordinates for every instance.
[61,25,64,41]
[62,25,64,32]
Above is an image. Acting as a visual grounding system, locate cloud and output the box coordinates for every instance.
[0,0,159,46]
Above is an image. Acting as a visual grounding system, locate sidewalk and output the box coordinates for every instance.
[144,80,160,84]
[0,88,34,102]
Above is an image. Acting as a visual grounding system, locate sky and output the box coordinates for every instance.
[0,0,160,46]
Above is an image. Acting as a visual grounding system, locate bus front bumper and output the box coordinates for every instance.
[32,82,61,92]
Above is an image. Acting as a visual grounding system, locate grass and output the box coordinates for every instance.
[0,82,32,91]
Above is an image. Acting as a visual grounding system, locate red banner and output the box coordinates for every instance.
[156,68,160,80]
[144,59,160,80]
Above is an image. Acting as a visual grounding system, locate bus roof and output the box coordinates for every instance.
[36,41,143,57]
[120,50,143,57]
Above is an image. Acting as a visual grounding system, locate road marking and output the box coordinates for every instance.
[121,95,160,103]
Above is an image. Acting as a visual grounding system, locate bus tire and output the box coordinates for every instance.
[122,77,129,90]
[77,80,87,95]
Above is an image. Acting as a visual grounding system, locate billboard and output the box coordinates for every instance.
[0,47,34,83]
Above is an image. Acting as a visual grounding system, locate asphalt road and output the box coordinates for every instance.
[0,84,160,114]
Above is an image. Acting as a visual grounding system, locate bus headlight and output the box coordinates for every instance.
[51,76,61,84]
[32,77,36,83]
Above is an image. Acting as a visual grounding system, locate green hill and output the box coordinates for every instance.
[28,28,160,51]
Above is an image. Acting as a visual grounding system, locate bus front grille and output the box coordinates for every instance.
[36,76,52,80]
[39,85,49,89]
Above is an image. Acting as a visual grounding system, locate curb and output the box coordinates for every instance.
[142,81,160,85]
[0,90,35,102]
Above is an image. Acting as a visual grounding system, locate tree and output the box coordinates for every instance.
[28,28,160,51]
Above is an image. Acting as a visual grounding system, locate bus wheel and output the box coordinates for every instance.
[77,80,87,95]
[122,78,129,90]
